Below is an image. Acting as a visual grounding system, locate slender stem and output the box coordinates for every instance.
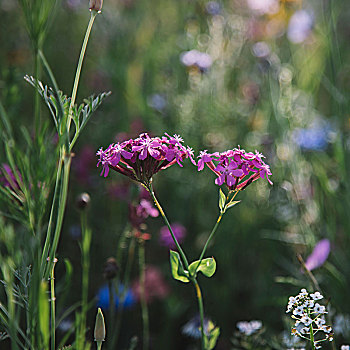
[139,242,149,350]
[193,278,206,350]
[40,152,63,276]
[309,308,315,350]
[147,183,189,269]
[68,11,98,132]
[45,154,72,279]
[34,49,41,135]
[112,236,136,348]
[50,258,57,350]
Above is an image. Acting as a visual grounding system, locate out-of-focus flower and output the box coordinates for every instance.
[89,0,103,12]
[236,320,262,336]
[147,93,167,112]
[73,145,96,185]
[293,119,335,151]
[206,1,221,15]
[304,239,331,271]
[180,50,213,72]
[103,257,119,280]
[131,265,170,303]
[252,42,271,58]
[246,0,279,15]
[76,192,90,210]
[182,315,213,338]
[97,133,195,186]
[0,163,22,190]
[333,314,350,337]
[96,284,136,310]
[341,345,350,350]
[197,147,272,190]
[129,199,158,229]
[159,223,186,249]
[287,10,313,44]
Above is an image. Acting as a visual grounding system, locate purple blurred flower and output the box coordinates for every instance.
[159,223,186,249]
[131,265,170,303]
[129,199,158,229]
[0,163,21,190]
[73,145,96,185]
[287,10,313,44]
[180,50,213,72]
[305,239,331,271]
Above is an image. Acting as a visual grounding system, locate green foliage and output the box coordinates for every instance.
[169,250,190,283]
[188,258,216,278]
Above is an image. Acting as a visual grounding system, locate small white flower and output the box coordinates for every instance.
[341,345,350,350]
[320,325,332,333]
[300,315,312,326]
[314,317,326,327]
[310,291,323,300]
[299,289,308,297]
[293,305,305,316]
[303,299,314,308]
[300,327,309,334]
[313,303,326,314]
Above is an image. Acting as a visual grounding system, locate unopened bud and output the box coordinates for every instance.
[103,257,119,280]
[89,0,103,13]
[76,192,90,210]
[94,308,106,342]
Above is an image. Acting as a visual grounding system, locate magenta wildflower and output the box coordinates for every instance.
[305,239,331,271]
[159,223,186,249]
[129,198,159,229]
[197,147,272,190]
[97,132,194,186]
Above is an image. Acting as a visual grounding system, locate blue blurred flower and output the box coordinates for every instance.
[180,50,213,72]
[287,10,313,44]
[147,93,167,112]
[206,1,221,15]
[96,284,136,310]
[293,120,334,151]
[182,315,213,338]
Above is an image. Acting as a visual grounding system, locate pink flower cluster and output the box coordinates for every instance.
[197,148,272,190]
[96,133,195,185]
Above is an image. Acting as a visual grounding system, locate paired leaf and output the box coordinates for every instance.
[204,326,220,350]
[218,189,226,212]
[188,258,216,278]
[169,250,190,283]
[225,200,240,212]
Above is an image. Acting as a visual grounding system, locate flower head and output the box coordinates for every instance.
[97,133,193,186]
[304,239,331,271]
[197,147,272,190]
[159,223,186,249]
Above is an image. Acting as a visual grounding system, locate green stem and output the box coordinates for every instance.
[40,152,63,276]
[193,278,206,350]
[45,153,72,279]
[147,183,189,269]
[50,258,57,350]
[34,49,41,135]
[309,309,315,350]
[68,11,98,132]
[139,242,149,350]
[112,236,136,348]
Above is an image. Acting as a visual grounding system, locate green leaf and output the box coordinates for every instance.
[218,189,226,212]
[169,250,190,283]
[204,326,220,350]
[188,257,216,278]
[225,200,240,211]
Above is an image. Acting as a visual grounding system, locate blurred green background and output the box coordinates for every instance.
[1,0,350,348]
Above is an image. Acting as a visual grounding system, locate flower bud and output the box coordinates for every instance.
[94,308,106,342]
[89,0,103,13]
[103,257,119,280]
[76,192,90,210]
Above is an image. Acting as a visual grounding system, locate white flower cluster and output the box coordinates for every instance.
[286,289,333,349]
[341,346,350,350]
[236,320,262,336]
